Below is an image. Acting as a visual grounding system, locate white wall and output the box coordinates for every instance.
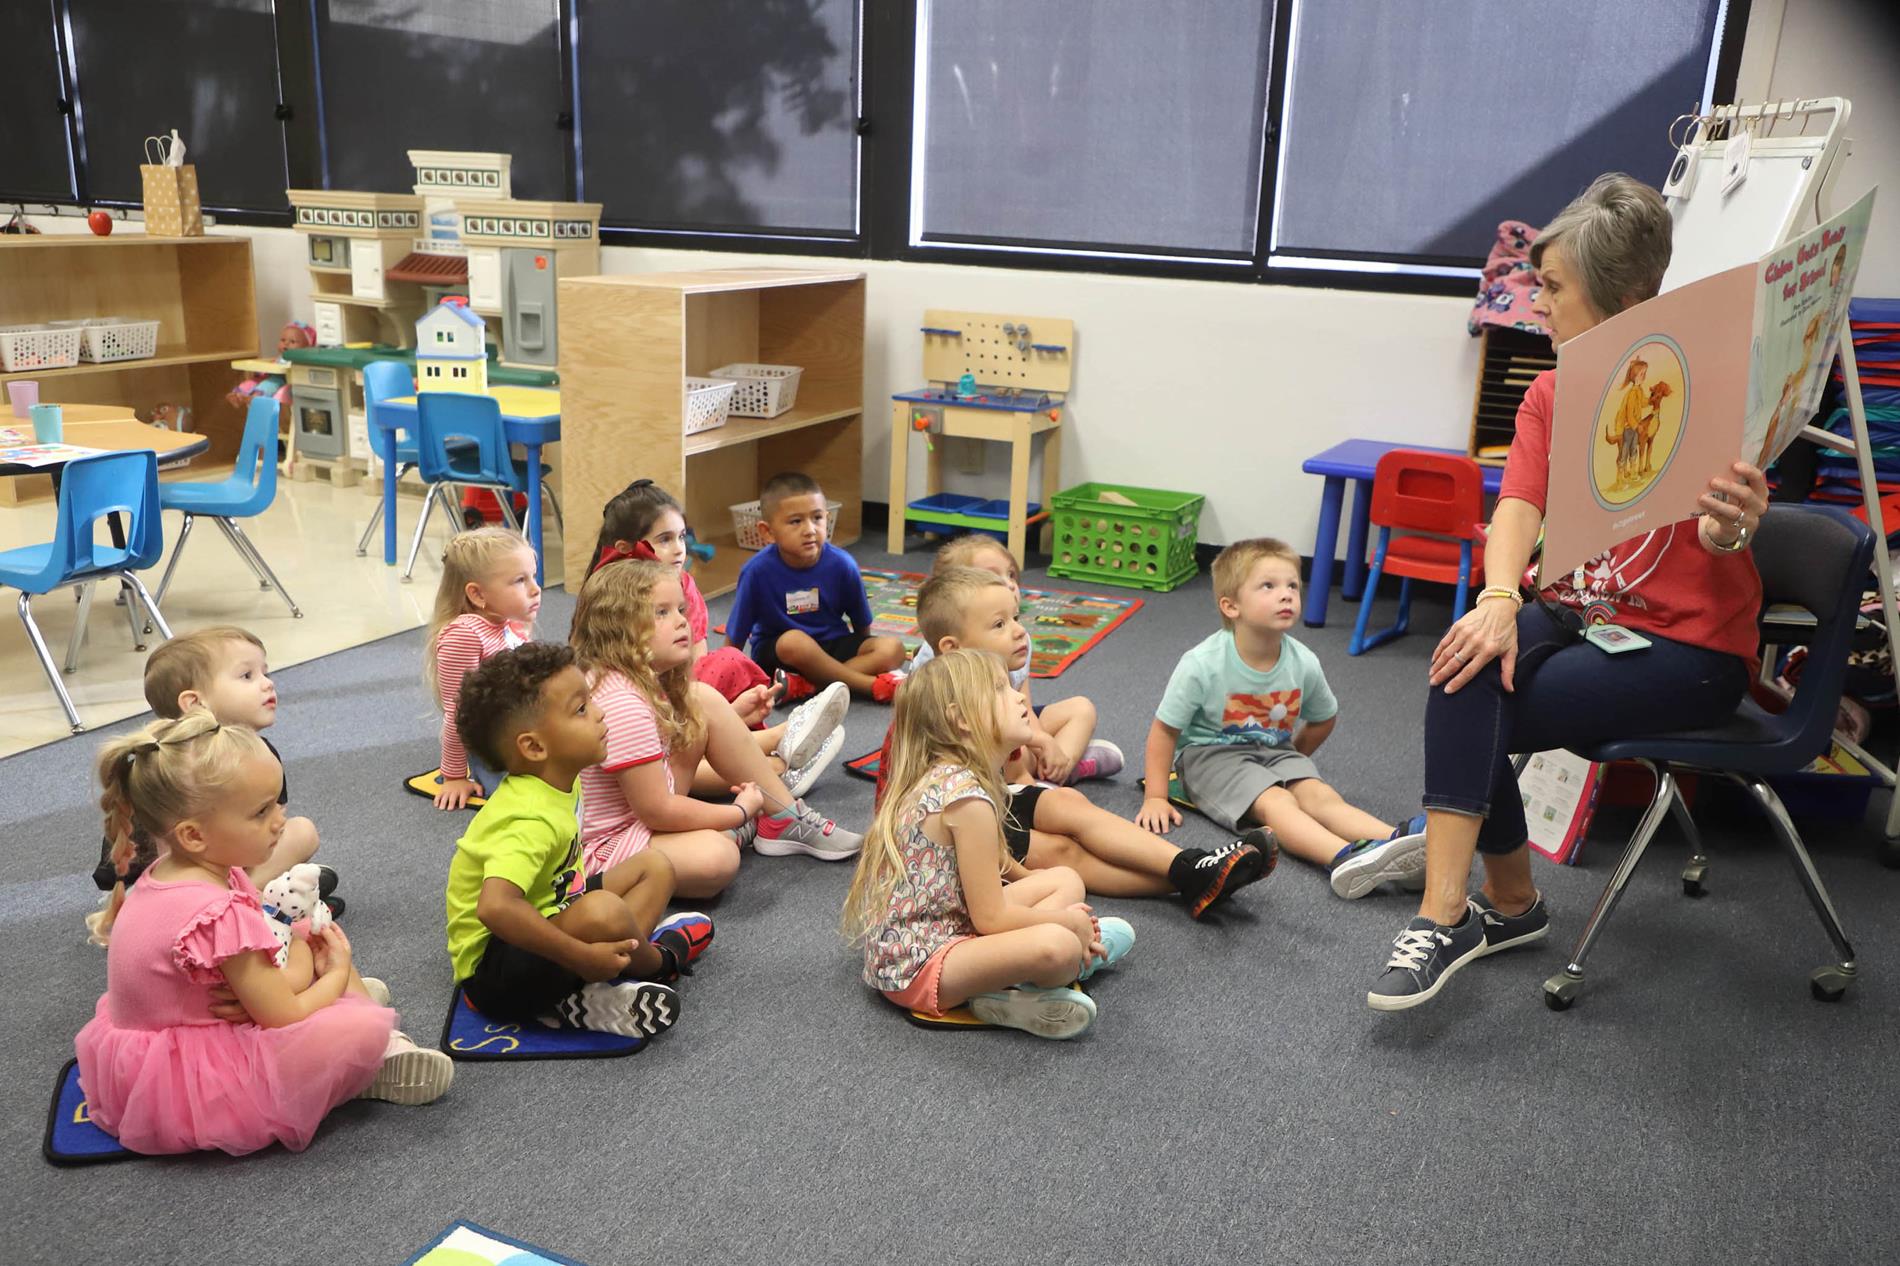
[22,0,1891,555]
[1744,0,1900,295]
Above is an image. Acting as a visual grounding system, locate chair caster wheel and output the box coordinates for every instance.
[1682,877,1706,898]
[1543,974,1580,1011]
[1880,836,1900,870]
[1810,967,1852,1002]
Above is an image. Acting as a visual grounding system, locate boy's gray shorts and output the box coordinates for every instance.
[1176,744,1320,833]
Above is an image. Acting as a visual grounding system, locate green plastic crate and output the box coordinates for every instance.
[1047,482,1205,591]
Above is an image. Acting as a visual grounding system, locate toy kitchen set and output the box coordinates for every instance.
[280,150,598,483]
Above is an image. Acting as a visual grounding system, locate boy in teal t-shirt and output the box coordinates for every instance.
[445,642,701,1037]
[1137,538,1428,899]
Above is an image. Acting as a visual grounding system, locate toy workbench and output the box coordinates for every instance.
[887,309,1073,563]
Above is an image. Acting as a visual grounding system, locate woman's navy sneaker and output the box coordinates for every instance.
[1471,892,1549,957]
[1367,906,1487,1011]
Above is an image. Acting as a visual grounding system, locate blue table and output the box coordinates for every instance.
[374,388,561,582]
[1302,439,1503,627]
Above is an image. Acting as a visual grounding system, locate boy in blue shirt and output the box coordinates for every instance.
[1137,537,1427,899]
[726,471,907,701]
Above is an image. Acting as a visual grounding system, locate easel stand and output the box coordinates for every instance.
[1667,98,1900,863]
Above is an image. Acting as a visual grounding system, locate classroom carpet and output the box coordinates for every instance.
[8,541,1900,1265]
[719,566,1142,679]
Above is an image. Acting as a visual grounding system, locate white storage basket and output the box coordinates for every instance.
[729,497,845,550]
[684,376,738,436]
[51,317,162,363]
[0,323,83,372]
[707,363,803,418]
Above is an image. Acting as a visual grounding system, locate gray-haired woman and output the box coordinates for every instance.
[1368,174,1772,1010]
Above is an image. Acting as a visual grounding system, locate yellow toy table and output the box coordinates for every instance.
[886,310,1074,564]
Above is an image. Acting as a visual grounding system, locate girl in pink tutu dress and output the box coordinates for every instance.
[75,710,453,1155]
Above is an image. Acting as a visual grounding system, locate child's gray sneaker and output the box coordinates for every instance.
[1366,906,1487,1011]
[754,799,863,861]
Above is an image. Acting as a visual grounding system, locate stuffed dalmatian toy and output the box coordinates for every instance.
[260,863,333,969]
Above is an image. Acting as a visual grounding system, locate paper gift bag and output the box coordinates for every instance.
[140,164,203,237]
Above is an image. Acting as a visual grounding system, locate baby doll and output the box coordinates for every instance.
[227,321,315,410]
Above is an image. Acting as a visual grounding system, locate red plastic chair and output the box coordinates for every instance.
[1348,450,1488,655]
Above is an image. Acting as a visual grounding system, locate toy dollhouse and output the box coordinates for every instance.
[416,298,488,393]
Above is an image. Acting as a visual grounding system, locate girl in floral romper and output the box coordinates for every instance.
[840,649,1135,1040]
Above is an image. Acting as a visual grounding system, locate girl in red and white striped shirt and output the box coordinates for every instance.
[424,528,541,810]
[569,559,863,898]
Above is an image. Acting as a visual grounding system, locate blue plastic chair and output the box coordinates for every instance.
[355,359,421,557]
[150,395,301,623]
[402,391,561,581]
[0,450,172,732]
[1541,506,1872,1012]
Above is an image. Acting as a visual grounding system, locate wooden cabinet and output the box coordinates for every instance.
[0,234,257,503]
[558,268,865,595]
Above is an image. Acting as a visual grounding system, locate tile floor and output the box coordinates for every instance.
[0,470,565,757]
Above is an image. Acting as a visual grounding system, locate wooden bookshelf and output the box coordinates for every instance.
[0,234,257,504]
[558,268,866,595]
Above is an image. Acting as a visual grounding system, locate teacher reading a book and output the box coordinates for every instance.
[1366,174,1769,1012]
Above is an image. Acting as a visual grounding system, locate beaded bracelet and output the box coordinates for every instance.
[1476,586,1524,607]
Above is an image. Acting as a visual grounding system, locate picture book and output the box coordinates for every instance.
[1519,749,1602,865]
[1541,189,1876,583]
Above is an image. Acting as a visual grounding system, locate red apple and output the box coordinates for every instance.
[87,210,113,236]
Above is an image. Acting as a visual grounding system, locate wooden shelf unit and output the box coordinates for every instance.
[558,268,866,595]
[0,234,257,504]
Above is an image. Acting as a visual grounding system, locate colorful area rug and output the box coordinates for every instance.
[406,1220,589,1266]
[861,568,1142,679]
[719,569,1141,680]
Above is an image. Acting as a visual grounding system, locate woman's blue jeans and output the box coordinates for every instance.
[1422,605,1749,854]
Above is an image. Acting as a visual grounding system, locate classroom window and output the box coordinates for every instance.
[574,0,861,235]
[911,0,1274,261]
[315,0,566,199]
[1269,0,1731,275]
[0,2,73,203]
[65,0,288,210]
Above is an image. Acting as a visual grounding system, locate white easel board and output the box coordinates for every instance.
[1660,99,1849,293]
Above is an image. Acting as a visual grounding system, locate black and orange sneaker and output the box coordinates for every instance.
[871,671,904,703]
[779,673,818,704]
[1173,829,1276,918]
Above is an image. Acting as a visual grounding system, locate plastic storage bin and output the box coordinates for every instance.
[906,492,1041,544]
[684,377,738,436]
[1047,482,1205,591]
[0,323,83,372]
[730,497,845,550]
[707,363,803,418]
[50,317,161,363]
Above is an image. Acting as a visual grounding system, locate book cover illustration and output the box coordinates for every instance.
[1542,188,1876,583]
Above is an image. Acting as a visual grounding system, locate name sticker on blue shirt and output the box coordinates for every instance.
[786,588,820,614]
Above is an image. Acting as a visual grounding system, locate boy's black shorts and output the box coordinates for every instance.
[750,629,873,679]
[461,873,604,1021]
